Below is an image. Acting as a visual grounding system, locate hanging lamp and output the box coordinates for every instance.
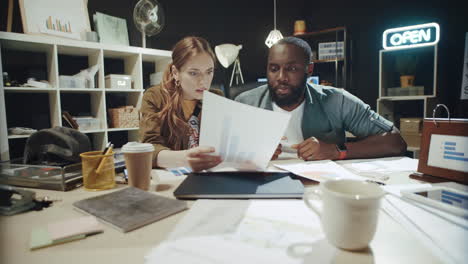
[265,0,283,48]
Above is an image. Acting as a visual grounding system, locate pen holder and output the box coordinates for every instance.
[80,151,116,191]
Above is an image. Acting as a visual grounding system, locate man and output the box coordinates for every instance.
[235,37,406,160]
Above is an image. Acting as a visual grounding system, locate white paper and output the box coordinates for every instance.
[340,157,419,181]
[427,134,468,173]
[145,200,325,264]
[274,160,363,182]
[200,91,291,171]
[382,195,468,264]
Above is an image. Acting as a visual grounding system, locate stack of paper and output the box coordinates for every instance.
[30,216,103,250]
[382,192,468,264]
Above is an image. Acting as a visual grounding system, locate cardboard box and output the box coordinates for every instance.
[401,132,422,148]
[400,118,423,134]
[108,106,139,128]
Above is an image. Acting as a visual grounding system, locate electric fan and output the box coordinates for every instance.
[133,0,165,48]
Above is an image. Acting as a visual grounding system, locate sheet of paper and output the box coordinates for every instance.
[275,160,363,182]
[145,200,325,264]
[382,195,468,264]
[200,91,290,171]
[339,157,419,181]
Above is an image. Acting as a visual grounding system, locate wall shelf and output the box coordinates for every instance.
[0,32,171,161]
[295,27,349,89]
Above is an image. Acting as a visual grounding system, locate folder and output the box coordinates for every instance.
[173,172,304,199]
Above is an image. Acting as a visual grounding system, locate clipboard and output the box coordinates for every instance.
[411,104,468,184]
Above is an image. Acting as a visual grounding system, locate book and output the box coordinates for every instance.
[73,187,188,233]
[173,172,304,199]
[30,216,103,250]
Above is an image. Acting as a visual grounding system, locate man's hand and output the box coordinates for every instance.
[292,137,339,160]
[186,146,222,172]
[271,144,282,160]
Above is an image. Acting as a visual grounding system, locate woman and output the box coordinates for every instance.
[140,36,223,171]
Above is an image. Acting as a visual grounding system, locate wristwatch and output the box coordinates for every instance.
[336,143,348,160]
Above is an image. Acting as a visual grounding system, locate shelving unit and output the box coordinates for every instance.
[0,32,172,161]
[295,27,349,89]
[377,45,438,123]
[377,44,438,158]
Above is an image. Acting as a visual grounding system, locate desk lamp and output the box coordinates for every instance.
[214,44,244,87]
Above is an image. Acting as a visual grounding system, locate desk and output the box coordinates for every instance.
[0,158,442,264]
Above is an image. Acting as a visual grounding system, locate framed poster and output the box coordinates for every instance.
[19,0,91,40]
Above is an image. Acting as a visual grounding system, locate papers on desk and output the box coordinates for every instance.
[199,91,290,171]
[145,200,324,264]
[340,157,418,181]
[274,160,363,182]
[382,193,468,264]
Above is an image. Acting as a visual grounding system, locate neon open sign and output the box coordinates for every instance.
[383,23,440,50]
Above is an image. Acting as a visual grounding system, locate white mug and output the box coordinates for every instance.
[303,179,385,250]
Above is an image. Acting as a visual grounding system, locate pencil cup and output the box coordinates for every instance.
[303,179,385,250]
[80,150,116,191]
[122,142,154,191]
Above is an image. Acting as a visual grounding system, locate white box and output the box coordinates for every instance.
[105,74,132,89]
[59,75,86,88]
[73,117,101,131]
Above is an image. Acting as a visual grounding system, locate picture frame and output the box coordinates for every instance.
[19,0,91,40]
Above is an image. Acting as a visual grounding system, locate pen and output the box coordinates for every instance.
[96,143,114,175]
[102,142,112,155]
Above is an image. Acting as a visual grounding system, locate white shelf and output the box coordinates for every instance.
[4,87,56,92]
[377,45,438,127]
[105,89,144,93]
[59,88,105,92]
[0,32,171,160]
[107,127,139,132]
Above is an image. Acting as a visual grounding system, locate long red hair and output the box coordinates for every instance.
[159,36,215,150]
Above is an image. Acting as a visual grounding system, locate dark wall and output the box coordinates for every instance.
[2,0,467,117]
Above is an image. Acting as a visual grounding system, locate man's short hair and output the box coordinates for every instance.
[275,37,312,65]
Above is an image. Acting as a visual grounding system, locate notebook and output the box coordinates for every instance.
[30,216,103,250]
[173,172,304,199]
[73,187,188,233]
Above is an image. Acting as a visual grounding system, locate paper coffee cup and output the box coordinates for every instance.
[122,142,154,191]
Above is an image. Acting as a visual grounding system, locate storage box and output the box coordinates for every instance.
[105,74,132,89]
[401,132,422,148]
[73,117,101,131]
[108,106,139,128]
[400,118,423,134]
[59,75,86,88]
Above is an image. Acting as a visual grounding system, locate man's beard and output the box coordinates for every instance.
[268,74,307,107]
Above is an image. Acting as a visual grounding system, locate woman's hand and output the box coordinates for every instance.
[186,146,222,172]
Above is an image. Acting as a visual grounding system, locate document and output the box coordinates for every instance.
[339,157,419,181]
[382,195,468,264]
[200,91,290,171]
[145,200,325,264]
[275,160,363,182]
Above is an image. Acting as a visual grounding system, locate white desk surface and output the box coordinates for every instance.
[0,158,442,264]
